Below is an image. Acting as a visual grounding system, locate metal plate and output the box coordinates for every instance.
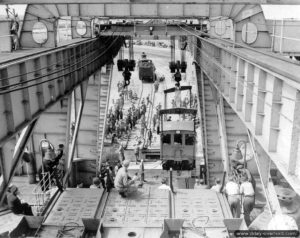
[103,187,169,227]
[43,188,103,226]
[174,189,225,228]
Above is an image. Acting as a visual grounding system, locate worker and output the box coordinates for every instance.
[158,178,171,191]
[154,80,159,92]
[147,129,153,147]
[156,118,160,134]
[167,116,172,121]
[90,177,101,189]
[118,143,125,162]
[105,166,114,193]
[224,176,241,218]
[194,178,209,189]
[171,99,176,108]
[134,141,141,164]
[114,161,122,176]
[139,159,146,184]
[146,94,152,106]
[240,176,255,225]
[114,160,135,198]
[38,145,64,192]
[211,178,222,193]
[7,185,33,215]
[132,172,139,183]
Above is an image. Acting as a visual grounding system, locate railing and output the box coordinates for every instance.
[32,169,64,215]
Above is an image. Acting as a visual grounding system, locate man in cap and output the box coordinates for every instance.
[134,141,142,164]
[194,178,209,189]
[114,160,135,198]
[118,143,125,162]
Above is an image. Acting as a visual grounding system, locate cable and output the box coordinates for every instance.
[0,36,123,94]
[0,27,121,88]
[0,29,119,83]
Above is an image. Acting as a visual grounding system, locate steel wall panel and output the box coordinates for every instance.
[131,4,158,16]
[80,4,105,16]
[184,4,209,16]
[159,4,183,16]
[106,4,130,17]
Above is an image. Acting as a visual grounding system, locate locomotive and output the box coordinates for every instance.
[137,52,156,82]
[159,86,197,171]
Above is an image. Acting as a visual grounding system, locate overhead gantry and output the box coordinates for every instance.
[0,0,300,216]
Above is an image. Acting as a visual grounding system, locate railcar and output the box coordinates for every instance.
[159,107,197,171]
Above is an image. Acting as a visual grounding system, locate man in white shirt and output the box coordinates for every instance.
[194,179,209,189]
[211,178,222,193]
[224,176,240,218]
[240,176,255,225]
[158,178,171,191]
[114,160,135,198]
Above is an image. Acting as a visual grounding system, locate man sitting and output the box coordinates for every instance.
[7,185,33,215]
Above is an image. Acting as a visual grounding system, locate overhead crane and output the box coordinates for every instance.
[0,0,300,237]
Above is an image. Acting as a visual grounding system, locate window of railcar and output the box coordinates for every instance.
[162,134,171,145]
[174,134,182,145]
[185,134,194,145]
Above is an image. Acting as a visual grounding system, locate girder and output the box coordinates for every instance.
[1,0,300,4]
[0,37,124,146]
[195,36,300,195]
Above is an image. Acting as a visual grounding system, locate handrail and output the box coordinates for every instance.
[0,38,97,67]
[97,64,113,175]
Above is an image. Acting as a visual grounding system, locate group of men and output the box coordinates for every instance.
[194,168,255,226]
[223,165,256,226]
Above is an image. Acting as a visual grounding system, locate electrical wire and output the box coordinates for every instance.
[0,27,121,89]
[0,29,118,83]
[0,36,122,94]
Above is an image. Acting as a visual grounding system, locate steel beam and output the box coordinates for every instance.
[247,129,281,214]
[0,119,38,205]
[2,0,300,5]
[216,95,230,175]
[288,90,300,175]
[0,37,124,147]
[197,38,300,195]
[63,81,88,187]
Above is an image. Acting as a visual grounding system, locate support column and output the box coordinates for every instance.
[244,63,254,122]
[268,78,283,152]
[229,55,237,103]
[63,81,88,187]
[255,70,267,135]
[216,95,230,175]
[235,58,245,112]
[0,119,38,204]
[288,90,300,175]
